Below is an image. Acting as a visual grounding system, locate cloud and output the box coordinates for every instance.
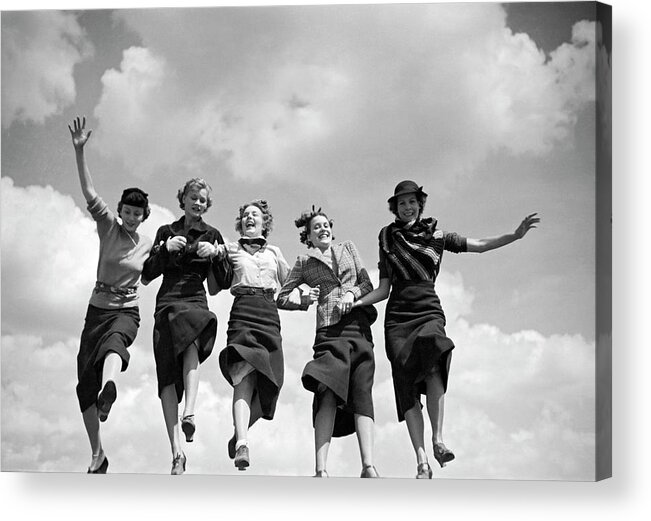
[1,11,92,128]
[1,181,595,479]
[89,5,596,187]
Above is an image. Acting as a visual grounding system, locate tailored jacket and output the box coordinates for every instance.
[277,240,373,329]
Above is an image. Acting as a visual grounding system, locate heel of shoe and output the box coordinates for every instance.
[360,465,380,478]
[96,381,117,423]
[181,415,195,443]
[433,443,455,468]
[416,462,432,479]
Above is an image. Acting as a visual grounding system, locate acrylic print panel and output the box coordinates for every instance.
[0,1,611,480]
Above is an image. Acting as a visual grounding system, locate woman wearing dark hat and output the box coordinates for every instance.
[142,177,227,475]
[216,200,289,472]
[277,207,380,478]
[353,180,539,478]
[69,116,153,473]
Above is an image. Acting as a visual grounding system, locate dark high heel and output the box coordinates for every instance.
[360,465,380,478]
[96,380,117,423]
[181,415,195,442]
[87,455,109,474]
[314,470,329,478]
[433,443,455,468]
[171,452,186,475]
[416,462,433,479]
[234,445,249,470]
[227,434,236,459]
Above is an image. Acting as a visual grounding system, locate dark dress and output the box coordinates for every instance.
[379,217,466,422]
[143,216,225,402]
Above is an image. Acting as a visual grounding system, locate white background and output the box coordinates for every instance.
[1,0,647,519]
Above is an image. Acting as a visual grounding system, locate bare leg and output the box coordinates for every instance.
[404,404,428,465]
[101,352,122,387]
[233,371,256,444]
[425,369,446,445]
[82,405,105,470]
[182,343,200,418]
[314,389,336,474]
[355,413,378,476]
[160,384,182,458]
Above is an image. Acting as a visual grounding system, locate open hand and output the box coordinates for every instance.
[68,116,92,150]
[515,213,540,239]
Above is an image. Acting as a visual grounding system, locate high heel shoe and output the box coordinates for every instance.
[181,415,195,442]
[433,443,455,468]
[360,465,380,478]
[314,470,329,478]
[87,455,109,474]
[171,452,186,475]
[416,462,433,479]
[96,380,117,423]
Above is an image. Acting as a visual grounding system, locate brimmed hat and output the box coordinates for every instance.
[387,180,427,203]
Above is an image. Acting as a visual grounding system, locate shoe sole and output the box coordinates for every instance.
[97,381,117,423]
[181,421,195,443]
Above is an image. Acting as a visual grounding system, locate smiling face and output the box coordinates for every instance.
[119,204,145,233]
[241,205,264,237]
[183,187,209,220]
[396,193,421,223]
[308,215,332,251]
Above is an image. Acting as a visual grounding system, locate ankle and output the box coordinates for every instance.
[235,439,248,450]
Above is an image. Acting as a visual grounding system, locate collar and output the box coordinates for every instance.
[239,236,267,248]
[171,215,209,234]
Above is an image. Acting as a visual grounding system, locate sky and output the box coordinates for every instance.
[0,1,609,482]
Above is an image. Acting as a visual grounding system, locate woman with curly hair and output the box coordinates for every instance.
[277,207,380,478]
[217,200,290,471]
[68,116,152,474]
[353,180,539,478]
[142,177,227,475]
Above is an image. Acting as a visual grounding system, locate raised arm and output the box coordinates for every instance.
[466,213,540,253]
[68,116,97,203]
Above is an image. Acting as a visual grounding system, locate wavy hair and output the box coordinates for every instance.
[235,199,274,237]
[177,178,213,210]
[295,206,334,248]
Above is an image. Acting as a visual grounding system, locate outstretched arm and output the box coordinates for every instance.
[351,277,391,308]
[466,213,540,253]
[68,116,97,203]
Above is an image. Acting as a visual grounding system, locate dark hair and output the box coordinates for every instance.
[177,178,213,210]
[388,191,427,218]
[235,199,274,237]
[295,206,334,248]
[118,187,150,221]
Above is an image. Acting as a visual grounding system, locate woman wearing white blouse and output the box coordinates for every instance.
[217,200,290,471]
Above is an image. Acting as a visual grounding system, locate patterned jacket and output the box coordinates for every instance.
[277,240,373,329]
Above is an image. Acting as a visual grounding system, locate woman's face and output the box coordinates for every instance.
[183,186,209,220]
[119,204,145,233]
[241,205,264,237]
[308,215,332,251]
[396,193,420,223]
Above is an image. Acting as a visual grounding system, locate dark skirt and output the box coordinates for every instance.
[76,304,140,412]
[303,307,375,438]
[219,293,284,422]
[153,278,217,402]
[385,281,454,422]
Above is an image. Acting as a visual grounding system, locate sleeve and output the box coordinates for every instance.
[142,226,170,282]
[87,195,116,238]
[276,257,310,311]
[211,231,233,290]
[274,247,291,287]
[443,232,467,253]
[346,241,373,299]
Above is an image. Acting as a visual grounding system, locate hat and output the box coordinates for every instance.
[387,180,427,203]
[120,187,149,208]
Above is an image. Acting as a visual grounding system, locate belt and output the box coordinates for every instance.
[94,281,138,297]
[231,286,275,297]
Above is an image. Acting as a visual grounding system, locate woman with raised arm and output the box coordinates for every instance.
[352,180,539,479]
[277,207,380,478]
[69,116,153,474]
[142,178,227,475]
[217,200,289,472]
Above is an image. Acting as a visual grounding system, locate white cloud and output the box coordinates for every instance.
[1,11,92,128]
[1,181,595,479]
[91,5,596,187]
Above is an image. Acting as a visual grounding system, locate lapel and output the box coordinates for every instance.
[306,243,344,278]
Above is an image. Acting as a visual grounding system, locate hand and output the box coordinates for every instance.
[341,291,355,314]
[166,235,187,253]
[68,116,92,150]
[196,241,217,258]
[514,213,540,239]
[308,286,320,304]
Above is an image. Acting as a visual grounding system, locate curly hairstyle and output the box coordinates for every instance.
[388,191,427,218]
[235,199,274,237]
[295,206,334,248]
[177,178,213,210]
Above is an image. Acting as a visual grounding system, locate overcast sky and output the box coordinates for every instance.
[1,1,608,480]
